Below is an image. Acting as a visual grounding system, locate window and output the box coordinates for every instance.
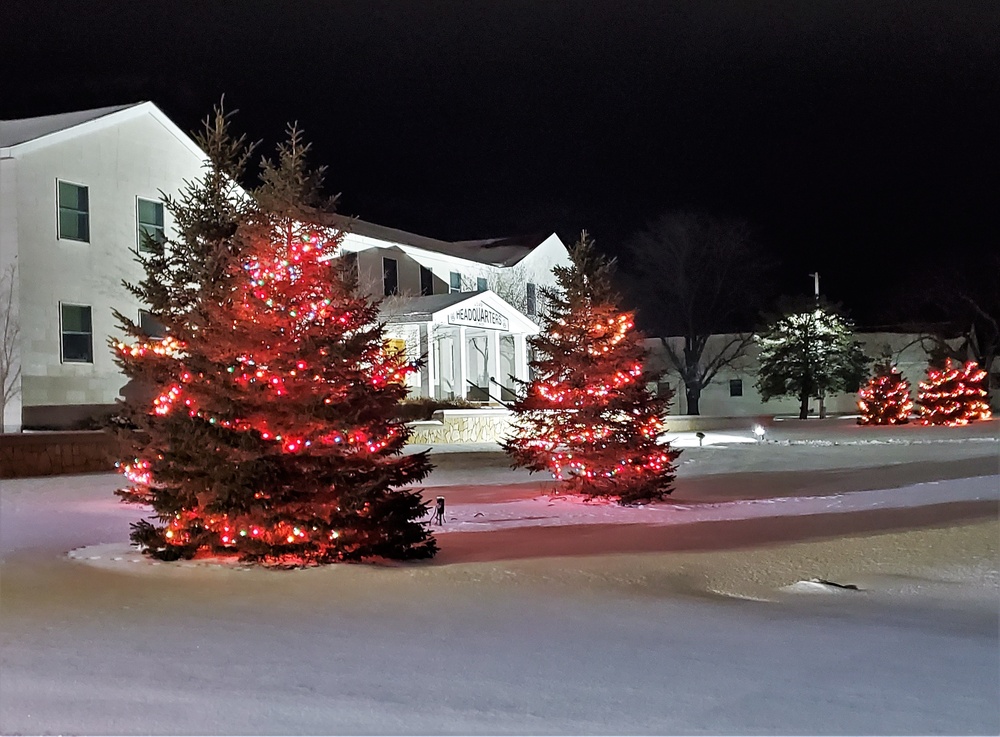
[526,282,537,316]
[420,266,434,296]
[58,181,89,242]
[383,257,399,296]
[61,304,93,363]
[139,309,166,340]
[657,381,672,399]
[729,379,743,397]
[137,197,165,253]
[477,277,488,292]
[449,272,462,294]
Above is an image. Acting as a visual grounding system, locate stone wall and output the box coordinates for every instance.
[405,409,774,445]
[0,431,116,478]
[407,408,516,444]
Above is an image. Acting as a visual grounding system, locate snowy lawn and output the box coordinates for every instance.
[1,420,997,735]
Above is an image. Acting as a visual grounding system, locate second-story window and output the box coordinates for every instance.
[420,266,434,296]
[526,282,537,316]
[383,257,399,296]
[729,378,744,397]
[139,309,167,340]
[450,272,462,294]
[137,198,165,253]
[58,180,89,242]
[477,277,488,292]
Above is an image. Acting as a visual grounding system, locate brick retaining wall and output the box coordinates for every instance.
[0,431,117,479]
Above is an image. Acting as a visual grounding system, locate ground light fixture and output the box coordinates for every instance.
[753,424,766,442]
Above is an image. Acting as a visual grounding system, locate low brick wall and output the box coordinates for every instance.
[0,431,117,479]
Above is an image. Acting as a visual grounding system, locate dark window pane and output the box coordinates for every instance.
[526,283,537,315]
[62,333,93,362]
[139,309,166,339]
[61,304,92,332]
[477,277,488,292]
[383,257,398,296]
[450,272,462,293]
[420,266,434,296]
[138,198,163,226]
[729,379,743,397]
[59,181,87,210]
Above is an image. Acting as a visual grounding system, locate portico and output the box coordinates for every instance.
[382,291,539,403]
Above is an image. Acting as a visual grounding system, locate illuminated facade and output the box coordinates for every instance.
[0,103,569,431]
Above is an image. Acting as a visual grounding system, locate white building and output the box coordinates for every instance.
[0,102,570,432]
[0,103,207,432]
[645,331,952,418]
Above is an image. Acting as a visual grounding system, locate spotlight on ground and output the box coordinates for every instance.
[753,425,766,443]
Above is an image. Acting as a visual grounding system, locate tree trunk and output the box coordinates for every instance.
[799,389,810,420]
[685,384,701,415]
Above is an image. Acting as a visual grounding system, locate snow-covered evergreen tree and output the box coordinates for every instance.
[756,303,870,420]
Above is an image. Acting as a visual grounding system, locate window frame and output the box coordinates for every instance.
[57,179,90,243]
[382,256,399,296]
[136,196,166,254]
[729,378,744,397]
[449,272,462,294]
[60,302,94,364]
[477,277,488,292]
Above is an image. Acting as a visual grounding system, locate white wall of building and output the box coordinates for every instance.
[3,107,205,429]
[0,157,22,431]
[646,332,945,418]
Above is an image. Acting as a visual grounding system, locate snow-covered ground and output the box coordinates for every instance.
[1,420,998,735]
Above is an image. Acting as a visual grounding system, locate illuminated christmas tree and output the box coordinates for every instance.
[857,359,913,425]
[503,231,680,505]
[917,359,992,426]
[111,108,435,565]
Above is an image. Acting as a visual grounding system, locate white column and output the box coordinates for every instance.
[488,330,501,400]
[424,322,436,399]
[457,326,468,400]
[514,333,528,383]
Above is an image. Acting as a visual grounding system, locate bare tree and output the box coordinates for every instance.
[0,263,21,428]
[624,212,771,415]
[465,263,534,315]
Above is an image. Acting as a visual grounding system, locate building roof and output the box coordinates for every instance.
[324,213,548,267]
[0,103,142,148]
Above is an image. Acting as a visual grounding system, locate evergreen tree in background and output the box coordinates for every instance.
[503,231,680,505]
[857,358,913,425]
[917,359,992,426]
[111,107,436,565]
[756,302,870,420]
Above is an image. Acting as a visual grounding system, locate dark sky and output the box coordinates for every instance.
[5,1,999,323]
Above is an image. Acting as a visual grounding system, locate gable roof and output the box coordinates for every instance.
[0,103,140,148]
[0,101,206,160]
[324,213,549,267]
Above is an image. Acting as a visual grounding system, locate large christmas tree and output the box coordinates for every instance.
[857,358,913,425]
[917,359,992,426]
[756,302,870,419]
[503,231,680,505]
[111,109,436,565]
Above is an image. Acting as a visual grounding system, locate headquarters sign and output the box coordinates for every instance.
[446,303,509,331]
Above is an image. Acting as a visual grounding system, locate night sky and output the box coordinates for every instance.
[5,1,998,324]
